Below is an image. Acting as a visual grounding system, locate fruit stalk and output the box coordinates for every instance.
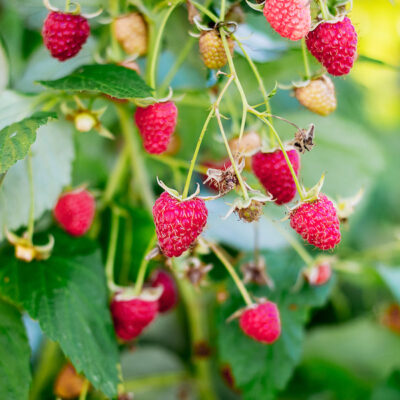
[26,150,35,242]
[78,378,90,400]
[318,0,329,20]
[301,38,311,80]
[105,207,121,291]
[207,241,253,306]
[133,233,156,296]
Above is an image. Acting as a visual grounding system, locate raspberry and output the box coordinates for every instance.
[290,194,341,250]
[202,159,232,192]
[236,200,265,223]
[54,189,95,236]
[42,12,90,61]
[150,269,178,313]
[252,149,300,205]
[54,363,85,399]
[263,0,311,41]
[239,301,281,344]
[229,131,261,171]
[112,13,148,56]
[153,192,208,258]
[110,294,158,341]
[199,30,234,70]
[134,101,178,155]
[306,17,358,76]
[304,262,332,285]
[295,76,337,116]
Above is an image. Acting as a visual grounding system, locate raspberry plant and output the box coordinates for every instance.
[0,0,399,399]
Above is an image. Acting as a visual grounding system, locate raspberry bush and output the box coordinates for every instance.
[0,0,399,399]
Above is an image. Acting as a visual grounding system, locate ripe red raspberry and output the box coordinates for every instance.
[306,17,358,76]
[153,192,208,258]
[263,0,311,41]
[239,301,281,344]
[150,269,178,313]
[134,101,178,154]
[110,294,158,341]
[290,194,341,250]
[252,149,300,205]
[54,189,95,236]
[42,12,90,61]
[304,262,332,285]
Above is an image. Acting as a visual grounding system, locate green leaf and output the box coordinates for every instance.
[0,230,120,397]
[0,299,31,400]
[0,111,57,173]
[0,36,9,93]
[377,265,400,303]
[372,370,400,400]
[38,64,153,99]
[218,250,333,400]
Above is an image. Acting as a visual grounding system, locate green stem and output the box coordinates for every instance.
[148,1,181,90]
[301,38,311,80]
[266,215,313,265]
[134,233,156,295]
[124,372,190,392]
[147,154,209,174]
[220,29,247,141]
[215,107,249,200]
[190,0,218,22]
[65,0,71,12]
[105,207,120,290]
[79,379,90,400]
[182,109,214,199]
[174,261,217,400]
[318,0,329,19]
[0,172,6,189]
[220,0,227,20]
[29,340,60,400]
[249,109,306,201]
[26,151,35,242]
[101,147,129,209]
[117,105,154,212]
[159,37,195,95]
[207,241,253,306]
[235,38,276,146]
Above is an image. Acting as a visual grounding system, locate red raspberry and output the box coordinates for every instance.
[239,301,281,344]
[42,12,90,61]
[150,269,178,313]
[153,192,208,258]
[306,17,358,76]
[252,149,300,205]
[290,194,341,250]
[304,262,332,285]
[110,294,158,341]
[134,101,178,155]
[54,189,95,236]
[263,0,311,41]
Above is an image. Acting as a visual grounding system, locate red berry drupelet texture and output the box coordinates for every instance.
[134,101,178,155]
[153,192,208,258]
[263,0,311,41]
[54,189,95,236]
[42,12,90,61]
[150,269,178,313]
[110,296,158,341]
[252,149,300,205]
[306,17,358,76]
[239,301,281,344]
[290,194,341,250]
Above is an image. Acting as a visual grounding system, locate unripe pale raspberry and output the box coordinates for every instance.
[295,76,337,116]
[263,0,311,41]
[199,30,234,69]
[112,13,148,56]
[54,189,95,236]
[290,194,341,250]
[110,295,158,341]
[150,269,178,313]
[306,17,357,76]
[252,149,300,205]
[134,101,178,155]
[239,301,281,344]
[153,192,208,258]
[54,363,85,399]
[304,262,332,285]
[42,12,90,61]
